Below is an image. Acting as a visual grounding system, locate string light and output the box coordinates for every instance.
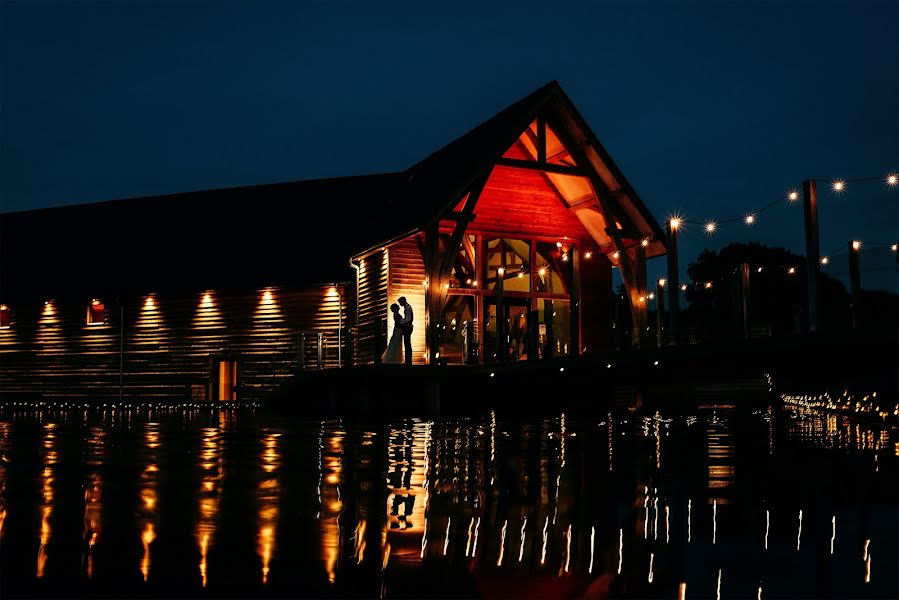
[680,284,687,291]
[832,179,845,193]
[891,244,898,252]
[658,278,666,287]
[584,252,592,259]
[705,221,717,234]
[821,256,829,265]
[641,238,650,247]
[886,173,897,187]
[538,267,547,277]
[704,282,713,289]
[787,267,796,275]
[745,213,756,225]
[611,251,620,260]
[669,217,682,230]
[852,240,861,251]
[788,190,799,202]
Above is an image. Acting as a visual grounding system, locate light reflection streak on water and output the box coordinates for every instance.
[195,426,221,587]
[563,524,571,573]
[717,569,722,599]
[765,509,769,549]
[588,526,594,573]
[37,423,58,578]
[257,432,281,585]
[608,412,614,471]
[471,517,481,557]
[830,516,836,554]
[465,517,474,557]
[497,519,507,566]
[0,421,10,541]
[617,528,623,574]
[687,498,692,542]
[712,500,717,544]
[648,552,654,583]
[665,505,669,543]
[678,581,686,600]
[443,517,450,556]
[138,424,160,582]
[320,423,343,583]
[541,516,549,564]
[796,509,802,551]
[518,517,526,562]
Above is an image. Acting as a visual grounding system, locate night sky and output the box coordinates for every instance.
[2,0,897,291]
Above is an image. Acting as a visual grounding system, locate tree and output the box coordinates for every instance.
[683,243,852,342]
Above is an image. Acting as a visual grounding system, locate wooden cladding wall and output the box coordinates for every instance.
[354,249,389,365]
[468,165,592,240]
[0,285,350,400]
[387,238,427,365]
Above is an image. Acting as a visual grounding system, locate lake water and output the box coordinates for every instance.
[0,397,895,599]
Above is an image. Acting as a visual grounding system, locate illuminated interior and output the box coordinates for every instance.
[216,360,238,402]
[86,299,105,326]
[0,305,9,328]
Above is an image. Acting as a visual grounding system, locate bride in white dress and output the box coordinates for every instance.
[381,303,404,364]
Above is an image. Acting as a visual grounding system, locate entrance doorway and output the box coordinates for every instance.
[211,358,239,401]
[484,298,530,363]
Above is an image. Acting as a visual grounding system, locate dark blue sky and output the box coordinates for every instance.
[2,0,897,290]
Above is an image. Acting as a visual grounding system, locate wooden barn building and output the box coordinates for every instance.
[0,81,666,400]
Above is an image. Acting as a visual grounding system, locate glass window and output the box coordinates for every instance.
[447,234,478,290]
[485,238,530,292]
[537,299,571,357]
[86,299,105,326]
[435,295,477,365]
[534,242,570,295]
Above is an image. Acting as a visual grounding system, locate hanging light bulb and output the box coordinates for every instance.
[641,238,650,247]
[891,244,898,252]
[745,214,756,225]
[538,267,547,277]
[886,173,897,187]
[584,252,592,259]
[680,284,687,291]
[788,190,799,202]
[611,251,620,260]
[832,180,845,193]
[851,240,861,251]
[669,217,681,230]
[705,221,717,234]
[787,267,796,275]
[704,282,713,289]
[821,256,829,265]
[658,278,666,287]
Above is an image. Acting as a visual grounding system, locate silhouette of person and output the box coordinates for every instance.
[397,296,414,365]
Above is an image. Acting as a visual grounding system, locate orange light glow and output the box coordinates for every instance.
[584,251,592,259]
[611,251,620,260]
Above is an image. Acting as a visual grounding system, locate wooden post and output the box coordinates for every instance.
[569,247,581,355]
[634,243,648,348]
[740,262,750,340]
[655,280,666,348]
[848,241,861,329]
[496,268,506,362]
[544,299,555,359]
[802,180,821,333]
[528,309,539,362]
[666,220,680,345]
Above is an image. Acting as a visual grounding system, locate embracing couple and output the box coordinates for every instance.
[382,296,413,365]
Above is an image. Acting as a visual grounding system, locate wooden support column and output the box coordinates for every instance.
[740,262,750,340]
[424,222,440,364]
[633,243,648,348]
[569,247,581,355]
[544,299,554,359]
[666,220,680,345]
[848,241,861,329]
[528,309,539,362]
[496,268,506,362]
[656,279,666,348]
[802,180,821,333]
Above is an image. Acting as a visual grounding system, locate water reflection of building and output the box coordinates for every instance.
[385,420,430,566]
[704,412,735,503]
[319,422,344,584]
[257,431,281,584]
[137,424,160,582]
[0,421,9,542]
[83,425,104,579]
[195,426,222,586]
[37,423,58,579]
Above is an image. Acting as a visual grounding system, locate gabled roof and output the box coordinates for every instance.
[359,80,667,258]
[1,81,665,302]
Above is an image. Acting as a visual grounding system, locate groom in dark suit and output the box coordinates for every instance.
[397,296,413,365]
